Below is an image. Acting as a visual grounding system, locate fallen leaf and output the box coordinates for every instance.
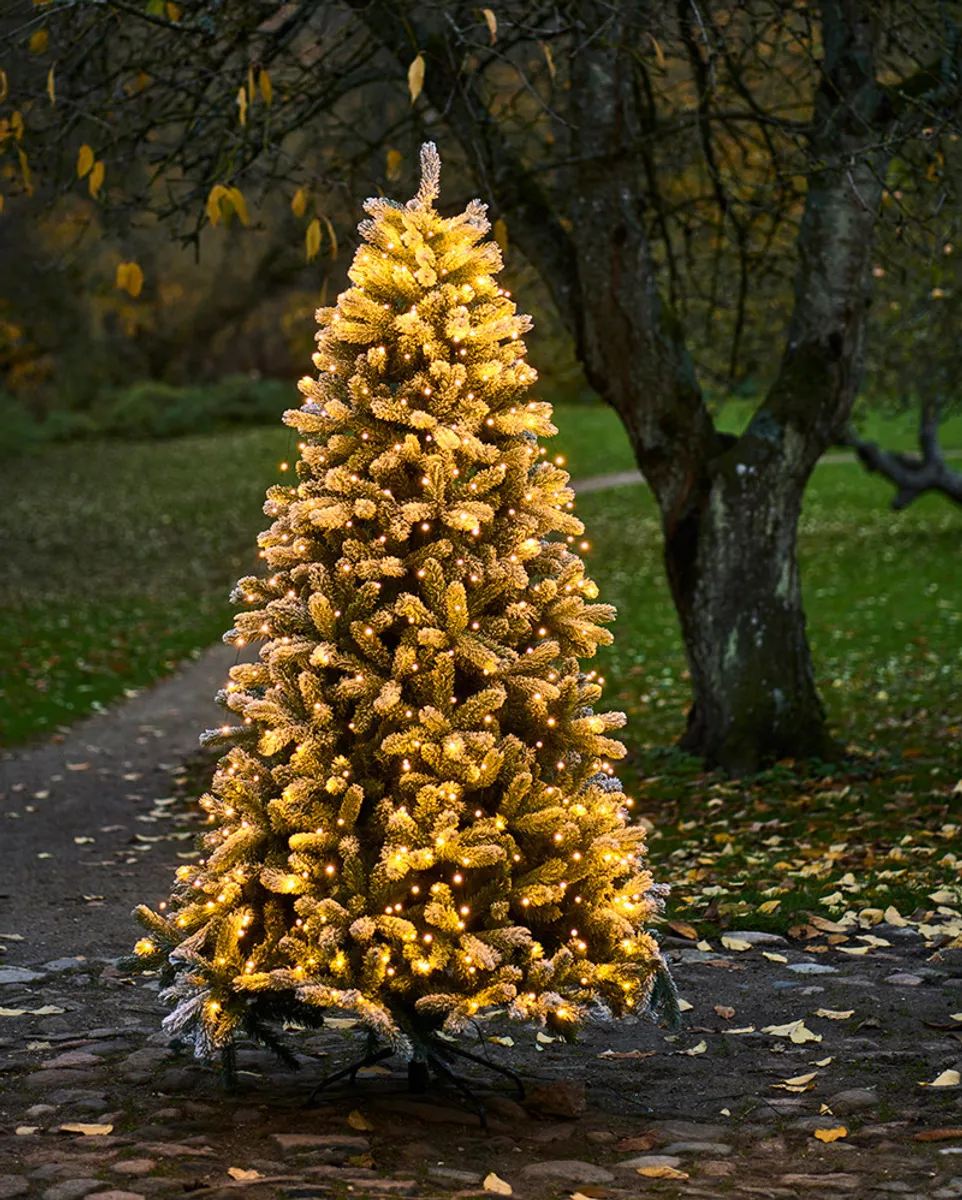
[638,1166,689,1179]
[884,905,909,927]
[721,936,752,952]
[15,1126,39,1135]
[951,1014,962,1023]
[0,933,24,941]
[723,1026,756,1034]
[347,1109,374,1131]
[696,940,713,952]
[616,1133,656,1152]
[489,1036,514,1047]
[813,1057,834,1067]
[60,1123,113,1136]
[914,1128,962,1141]
[325,1017,358,1029]
[809,915,851,933]
[857,935,891,947]
[758,899,782,914]
[814,1126,847,1143]
[921,1069,961,1088]
[714,1005,735,1020]
[781,1072,818,1087]
[536,1031,557,1044]
[677,998,694,1012]
[762,1020,821,1044]
[0,1005,64,1017]
[598,1049,656,1060]
[679,1040,707,1056]
[66,762,91,771]
[836,945,871,956]
[227,1168,262,1181]
[720,1108,731,1116]
[483,1172,512,1195]
[814,1009,854,1020]
[762,951,789,963]
[930,891,957,904]
[667,920,698,940]
[73,836,95,845]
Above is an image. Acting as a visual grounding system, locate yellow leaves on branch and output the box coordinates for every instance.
[408,53,425,104]
[385,148,403,182]
[29,29,49,53]
[493,218,508,252]
[76,141,106,197]
[207,184,249,227]
[259,69,273,106]
[115,262,144,298]
[482,8,497,43]
[540,41,556,81]
[76,144,94,178]
[88,160,104,199]
[237,86,248,126]
[46,65,55,105]
[305,215,337,262]
[291,187,310,219]
[0,70,7,103]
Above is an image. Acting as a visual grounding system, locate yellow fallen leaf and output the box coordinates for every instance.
[814,1009,854,1020]
[922,1069,961,1088]
[714,1005,735,1020]
[819,1103,833,1114]
[325,1017,358,1029]
[677,998,694,1012]
[227,1168,262,1181]
[762,951,788,963]
[347,1109,374,1131]
[722,936,752,952]
[758,899,781,914]
[724,1026,756,1034]
[930,891,957,904]
[762,1020,821,1044]
[483,1172,512,1195]
[680,1040,707,1056]
[638,1166,689,1179]
[15,1126,39,1135]
[950,1014,962,1023]
[884,905,909,927]
[696,940,713,952]
[814,1126,847,1143]
[536,1031,557,1044]
[489,1036,514,1047]
[857,935,891,947]
[781,1072,818,1087]
[408,53,425,104]
[60,1123,113,1136]
[813,1057,834,1067]
[836,945,871,956]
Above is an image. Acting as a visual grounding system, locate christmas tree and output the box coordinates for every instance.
[134,144,674,1078]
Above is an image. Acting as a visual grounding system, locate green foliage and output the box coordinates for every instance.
[0,376,293,458]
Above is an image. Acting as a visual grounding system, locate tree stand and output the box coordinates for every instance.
[306,1032,525,1130]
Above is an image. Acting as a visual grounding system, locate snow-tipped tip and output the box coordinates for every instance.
[410,142,441,210]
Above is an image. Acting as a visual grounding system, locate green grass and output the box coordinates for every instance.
[579,468,962,934]
[549,398,962,480]
[1,408,959,932]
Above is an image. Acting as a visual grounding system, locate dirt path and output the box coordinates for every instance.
[572,448,962,496]
[2,650,962,1197]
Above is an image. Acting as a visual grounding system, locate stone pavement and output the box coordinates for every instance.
[2,653,962,1198]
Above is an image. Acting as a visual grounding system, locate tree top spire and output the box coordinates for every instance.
[409,141,441,211]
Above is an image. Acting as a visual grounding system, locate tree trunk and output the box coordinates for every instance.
[665,466,833,773]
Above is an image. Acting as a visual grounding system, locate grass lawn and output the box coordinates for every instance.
[1,408,959,934]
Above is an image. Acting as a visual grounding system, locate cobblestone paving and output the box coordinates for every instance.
[2,653,962,1198]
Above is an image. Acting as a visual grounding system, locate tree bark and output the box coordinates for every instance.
[844,401,962,509]
[353,0,900,772]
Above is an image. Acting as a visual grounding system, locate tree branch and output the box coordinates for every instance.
[843,412,962,509]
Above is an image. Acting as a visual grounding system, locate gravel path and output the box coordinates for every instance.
[2,648,962,1197]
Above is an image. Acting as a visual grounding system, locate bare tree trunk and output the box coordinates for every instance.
[358,0,892,772]
[844,400,962,508]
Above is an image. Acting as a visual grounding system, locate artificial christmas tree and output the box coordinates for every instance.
[134,144,674,1092]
